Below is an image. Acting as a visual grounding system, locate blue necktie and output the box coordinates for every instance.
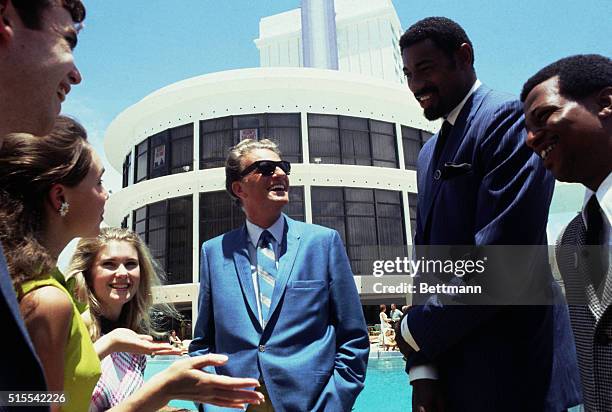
[257,230,277,326]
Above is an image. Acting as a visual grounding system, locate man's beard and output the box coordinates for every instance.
[423,104,447,121]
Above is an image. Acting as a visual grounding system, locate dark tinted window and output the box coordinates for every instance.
[308,114,399,168]
[312,187,407,275]
[132,196,193,285]
[200,113,302,169]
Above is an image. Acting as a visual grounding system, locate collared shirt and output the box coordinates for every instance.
[390,308,402,321]
[401,79,481,382]
[582,171,612,247]
[245,215,285,325]
[445,79,482,126]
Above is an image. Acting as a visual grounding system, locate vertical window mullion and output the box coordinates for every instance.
[165,199,170,274]
[368,120,374,166]
[373,190,381,259]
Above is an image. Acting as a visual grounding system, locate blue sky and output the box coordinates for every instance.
[61,0,612,193]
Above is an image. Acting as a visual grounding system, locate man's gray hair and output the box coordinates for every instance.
[225,139,282,206]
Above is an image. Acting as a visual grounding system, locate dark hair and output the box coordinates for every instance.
[12,0,85,30]
[399,17,474,64]
[521,54,612,102]
[225,138,282,207]
[0,116,91,297]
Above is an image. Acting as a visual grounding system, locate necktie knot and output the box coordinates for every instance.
[259,230,273,248]
[440,120,452,141]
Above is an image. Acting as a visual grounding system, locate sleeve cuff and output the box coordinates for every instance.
[409,365,439,382]
[400,315,420,351]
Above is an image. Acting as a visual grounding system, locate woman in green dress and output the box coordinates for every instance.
[0,116,106,411]
[0,116,264,411]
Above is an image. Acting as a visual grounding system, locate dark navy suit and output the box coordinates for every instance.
[190,215,369,412]
[0,245,48,412]
[406,85,582,411]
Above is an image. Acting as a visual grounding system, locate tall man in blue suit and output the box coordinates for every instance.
[0,1,85,409]
[393,17,581,411]
[189,139,369,412]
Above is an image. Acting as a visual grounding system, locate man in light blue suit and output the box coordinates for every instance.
[189,139,369,412]
[393,17,581,412]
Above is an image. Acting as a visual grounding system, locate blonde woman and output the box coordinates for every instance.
[67,227,181,411]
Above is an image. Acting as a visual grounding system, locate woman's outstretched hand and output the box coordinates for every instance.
[95,328,183,359]
[108,354,265,411]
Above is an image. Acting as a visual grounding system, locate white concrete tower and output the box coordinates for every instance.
[301,0,339,69]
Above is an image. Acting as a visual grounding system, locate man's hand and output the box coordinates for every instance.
[394,312,415,359]
[412,379,445,412]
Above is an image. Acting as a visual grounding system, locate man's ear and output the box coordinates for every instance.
[0,0,15,44]
[231,180,246,201]
[48,183,66,213]
[456,42,474,68]
[597,86,612,119]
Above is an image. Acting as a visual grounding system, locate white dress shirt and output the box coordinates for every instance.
[245,215,285,325]
[401,79,481,382]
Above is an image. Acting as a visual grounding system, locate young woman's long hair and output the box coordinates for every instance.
[0,116,92,297]
[66,227,178,340]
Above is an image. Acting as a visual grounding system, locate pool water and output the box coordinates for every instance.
[353,357,411,412]
[144,355,411,411]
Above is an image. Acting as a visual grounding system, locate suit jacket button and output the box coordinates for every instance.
[434,170,442,180]
[258,345,266,352]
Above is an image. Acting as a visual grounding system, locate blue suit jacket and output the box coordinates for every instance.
[406,85,581,411]
[0,246,48,412]
[190,215,369,412]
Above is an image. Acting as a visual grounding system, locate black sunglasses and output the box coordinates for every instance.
[239,160,291,177]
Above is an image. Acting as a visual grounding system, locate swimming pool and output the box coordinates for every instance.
[145,354,411,411]
[145,357,584,411]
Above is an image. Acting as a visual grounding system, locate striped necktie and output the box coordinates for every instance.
[257,230,277,326]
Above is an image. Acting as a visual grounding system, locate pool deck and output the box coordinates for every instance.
[369,341,403,358]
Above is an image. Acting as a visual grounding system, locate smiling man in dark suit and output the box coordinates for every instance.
[393,17,581,411]
[522,54,612,412]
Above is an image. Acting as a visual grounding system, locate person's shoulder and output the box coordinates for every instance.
[287,218,336,238]
[202,225,245,250]
[478,86,522,116]
[558,213,584,246]
[20,285,72,326]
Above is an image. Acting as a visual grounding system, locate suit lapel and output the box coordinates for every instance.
[231,226,260,323]
[598,258,612,311]
[267,215,301,323]
[421,86,489,230]
[573,217,606,318]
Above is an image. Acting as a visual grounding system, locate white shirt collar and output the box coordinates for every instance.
[582,171,612,230]
[445,79,482,126]
[246,214,285,247]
